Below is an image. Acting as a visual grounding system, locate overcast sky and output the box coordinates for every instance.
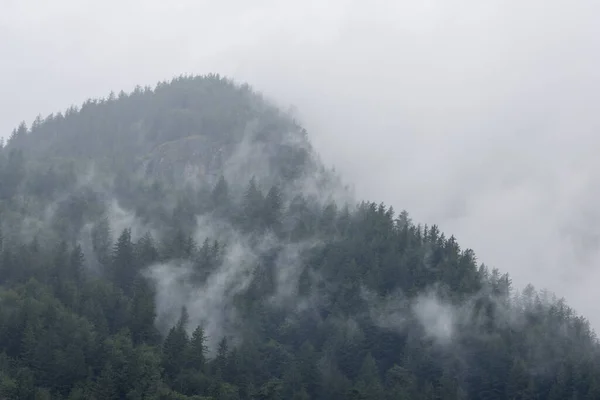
[3,0,600,326]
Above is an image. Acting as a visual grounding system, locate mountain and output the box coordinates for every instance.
[0,74,599,399]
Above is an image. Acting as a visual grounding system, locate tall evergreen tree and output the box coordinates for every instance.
[112,228,137,295]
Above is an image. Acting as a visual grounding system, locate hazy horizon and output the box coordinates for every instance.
[3,0,600,328]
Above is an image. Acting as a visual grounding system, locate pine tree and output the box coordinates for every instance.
[135,232,159,268]
[264,184,283,231]
[111,228,137,295]
[213,336,229,382]
[506,358,530,399]
[127,345,163,399]
[69,244,85,285]
[241,177,264,232]
[384,365,416,400]
[93,363,119,400]
[353,352,384,400]
[187,325,208,371]
[130,276,158,345]
[211,175,230,215]
[282,360,307,399]
[91,217,112,267]
[162,307,190,383]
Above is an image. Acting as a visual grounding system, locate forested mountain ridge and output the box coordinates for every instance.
[0,74,599,399]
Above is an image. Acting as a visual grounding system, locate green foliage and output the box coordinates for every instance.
[0,75,598,399]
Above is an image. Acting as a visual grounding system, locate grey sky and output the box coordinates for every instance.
[3,0,600,326]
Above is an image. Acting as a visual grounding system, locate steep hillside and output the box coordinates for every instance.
[0,75,599,400]
[8,75,309,183]
[1,74,347,246]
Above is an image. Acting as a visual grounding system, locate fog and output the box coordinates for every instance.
[3,0,600,327]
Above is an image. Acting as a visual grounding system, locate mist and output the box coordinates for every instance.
[3,0,600,328]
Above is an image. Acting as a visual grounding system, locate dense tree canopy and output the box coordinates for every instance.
[0,75,598,399]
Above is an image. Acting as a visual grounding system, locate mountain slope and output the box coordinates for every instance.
[0,75,599,400]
